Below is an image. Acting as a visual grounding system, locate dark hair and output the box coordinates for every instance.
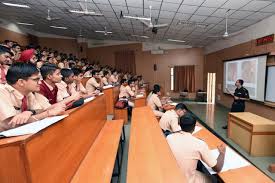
[61,68,74,81]
[12,43,20,49]
[111,69,117,74]
[0,45,12,55]
[128,79,134,85]
[91,70,99,77]
[40,63,59,80]
[4,40,12,44]
[103,71,109,77]
[238,79,244,85]
[6,62,39,85]
[179,114,196,132]
[175,103,188,111]
[153,84,160,90]
[71,67,82,76]
[120,79,127,85]
[153,86,160,94]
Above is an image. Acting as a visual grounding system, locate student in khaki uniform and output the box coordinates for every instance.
[159,103,188,135]
[0,46,12,84]
[108,70,118,85]
[0,62,66,132]
[147,86,164,117]
[102,71,110,86]
[86,70,102,93]
[119,79,135,107]
[167,115,226,183]
[39,63,80,105]
[56,68,82,99]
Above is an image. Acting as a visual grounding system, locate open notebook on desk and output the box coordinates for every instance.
[0,115,68,138]
[201,147,251,174]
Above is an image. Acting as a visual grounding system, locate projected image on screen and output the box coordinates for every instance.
[223,55,267,102]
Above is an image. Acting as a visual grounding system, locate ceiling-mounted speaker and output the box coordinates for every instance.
[154,64,157,71]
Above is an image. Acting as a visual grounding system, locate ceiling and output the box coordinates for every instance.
[1,0,275,47]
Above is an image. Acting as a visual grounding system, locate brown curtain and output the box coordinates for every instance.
[114,50,136,74]
[174,65,195,92]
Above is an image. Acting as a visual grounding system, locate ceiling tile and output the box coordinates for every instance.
[240,0,272,11]
[222,0,251,9]
[229,10,254,19]
[211,8,235,18]
[202,0,228,8]
[178,4,198,14]
[260,3,275,13]
[161,2,180,11]
[189,15,207,22]
[159,10,175,18]
[204,16,223,24]
[174,12,192,20]
[195,7,217,16]
[182,0,204,6]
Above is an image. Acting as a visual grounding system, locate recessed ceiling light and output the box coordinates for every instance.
[131,35,150,39]
[167,39,186,43]
[50,25,68,30]
[2,2,30,8]
[17,22,34,26]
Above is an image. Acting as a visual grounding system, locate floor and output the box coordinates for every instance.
[114,101,275,183]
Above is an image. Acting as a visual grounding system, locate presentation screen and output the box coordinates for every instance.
[223,55,267,102]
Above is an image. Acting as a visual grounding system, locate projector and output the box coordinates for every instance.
[152,27,158,34]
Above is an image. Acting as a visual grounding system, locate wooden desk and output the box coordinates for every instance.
[127,106,187,183]
[71,120,123,183]
[0,95,107,183]
[133,96,146,107]
[103,86,115,115]
[228,112,275,156]
[194,122,273,183]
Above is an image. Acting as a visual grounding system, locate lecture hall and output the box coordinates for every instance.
[0,0,274,183]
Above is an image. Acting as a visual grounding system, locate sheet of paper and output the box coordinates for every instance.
[192,126,202,134]
[103,85,113,89]
[98,92,104,96]
[201,147,251,174]
[170,102,178,106]
[136,94,144,98]
[84,96,95,103]
[0,115,68,137]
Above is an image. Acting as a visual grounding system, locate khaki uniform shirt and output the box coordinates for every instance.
[159,110,181,132]
[167,132,217,183]
[86,77,100,93]
[119,85,134,99]
[108,75,118,84]
[0,65,9,84]
[56,81,76,101]
[102,77,109,86]
[147,93,162,111]
[0,84,51,131]
[72,82,87,93]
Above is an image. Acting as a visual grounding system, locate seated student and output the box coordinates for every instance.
[0,62,66,132]
[118,79,135,107]
[102,70,110,86]
[71,68,87,93]
[86,70,102,93]
[137,75,145,86]
[167,115,226,183]
[147,86,164,117]
[147,84,160,102]
[0,46,12,84]
[108,70,119,85]
[39,64,80,105]
[159,103,188,135]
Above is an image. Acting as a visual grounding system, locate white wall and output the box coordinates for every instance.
[205,14,275,54]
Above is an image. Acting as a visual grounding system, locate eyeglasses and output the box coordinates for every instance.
[28,77,40,82]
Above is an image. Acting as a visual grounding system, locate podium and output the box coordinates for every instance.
[228,112,275,156]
